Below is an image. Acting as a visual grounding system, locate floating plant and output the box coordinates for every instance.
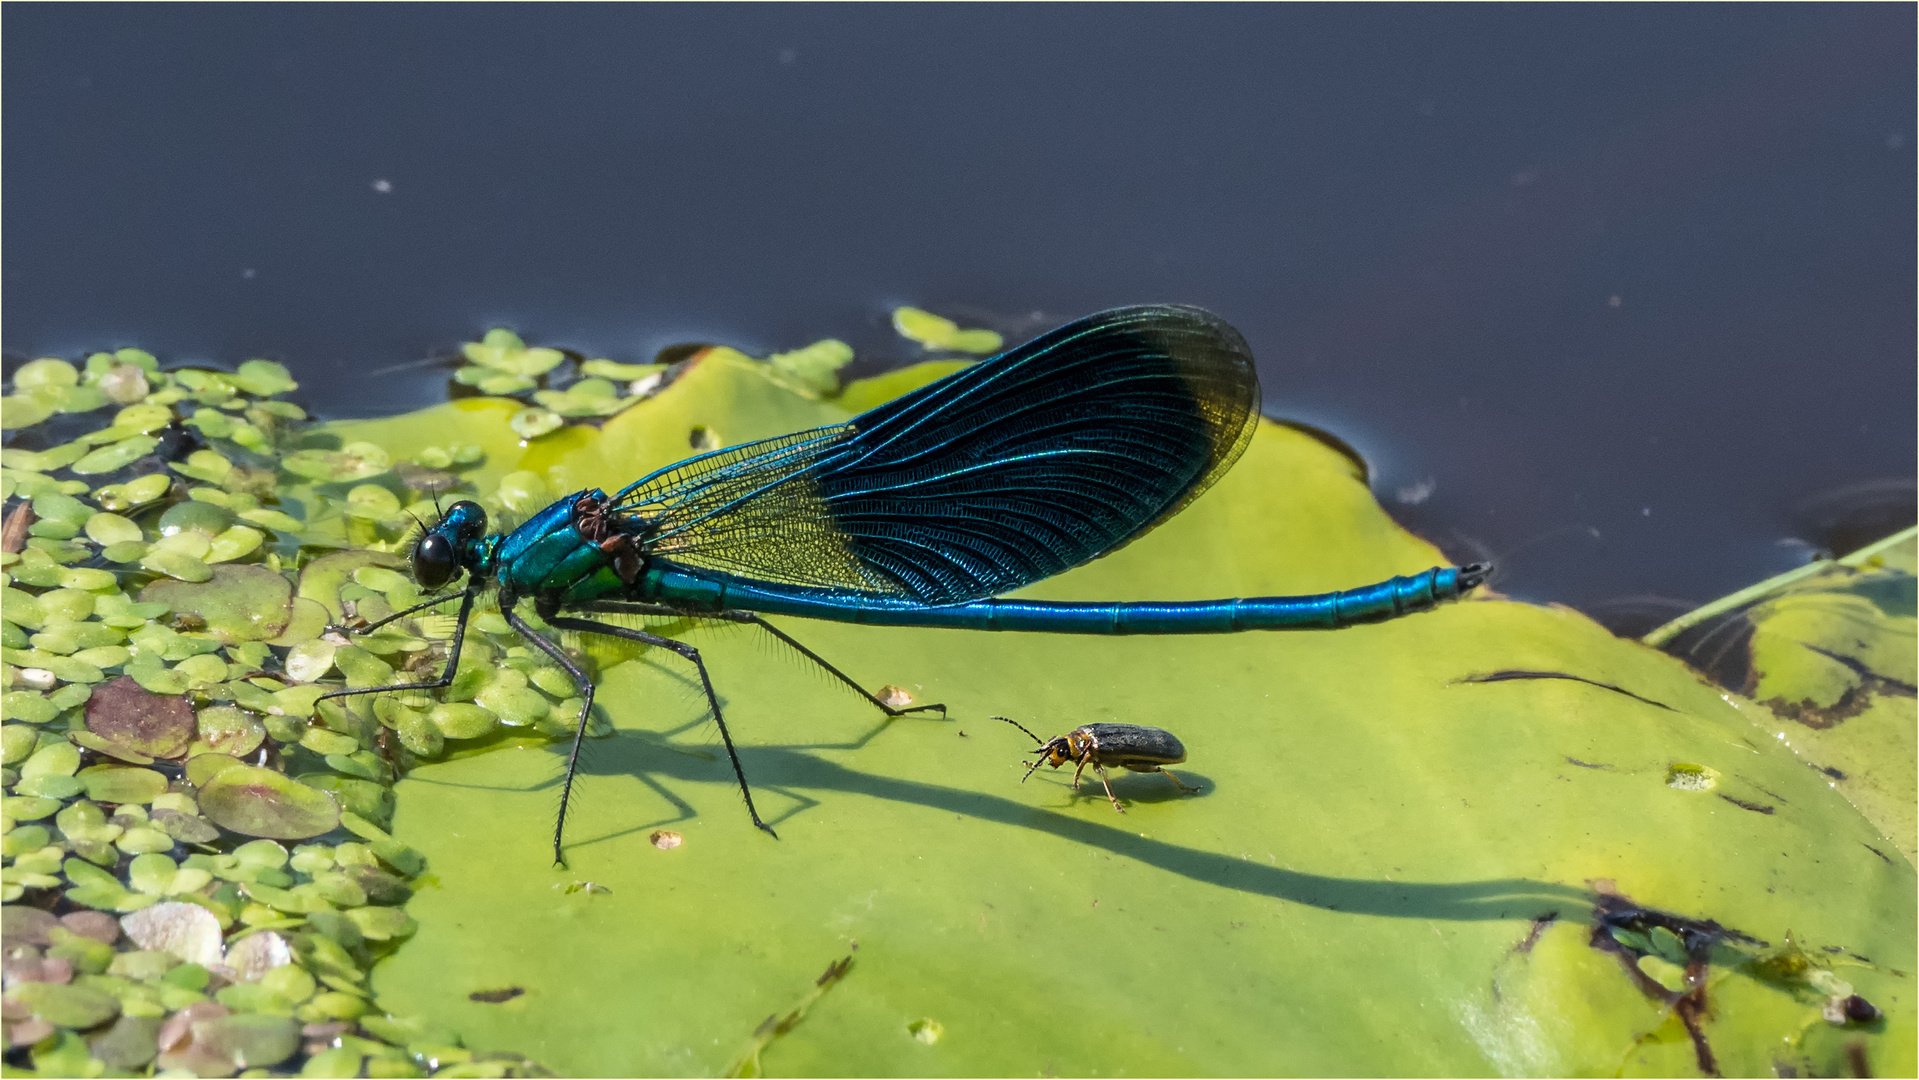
[2,310,1911,1077]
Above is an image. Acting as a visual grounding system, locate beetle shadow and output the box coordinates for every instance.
[550,729,1592,925]
[1017,767,1212,812]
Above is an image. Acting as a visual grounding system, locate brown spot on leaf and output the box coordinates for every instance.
[468,987,524,1003]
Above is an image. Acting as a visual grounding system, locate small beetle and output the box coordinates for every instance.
[994,716,1200,812]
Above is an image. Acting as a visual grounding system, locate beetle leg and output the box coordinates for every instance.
[1155,766,1201,796]
[1070,757,1089,792]
[1092,763,1125,813]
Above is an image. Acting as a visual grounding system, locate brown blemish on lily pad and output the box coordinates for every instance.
[140,564,293,644]
[650,830,683,850]
[469,986,525,1004]
[86,675,196,759]
[197,765,341,840]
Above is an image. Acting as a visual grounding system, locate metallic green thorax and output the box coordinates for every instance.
[487,490,635,608]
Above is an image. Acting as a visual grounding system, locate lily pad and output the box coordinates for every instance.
[329,349,1914,1076]
[77,764,169,804]
[462,328,565,378]
[10,979,121,1029]
[1652,527,1916,865]
[222,929,293,982]
[891,306,1003,354]
[766,339,854,397]
[281,441,391,483]
[84,676,196,759]
[195,705,266,758]
[184,752,245,788]
[297,550,405,622]
[140,564,292,644]
[170,1011,300,1073]
[197,765,341,840]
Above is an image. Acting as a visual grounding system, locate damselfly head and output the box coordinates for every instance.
[413,500,489,589]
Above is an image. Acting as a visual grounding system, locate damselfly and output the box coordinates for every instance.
[320,306,1488,863]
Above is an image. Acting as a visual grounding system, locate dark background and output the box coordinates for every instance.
[5,4,1913,619]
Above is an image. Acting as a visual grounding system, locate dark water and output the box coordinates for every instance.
[5,5,1913,618]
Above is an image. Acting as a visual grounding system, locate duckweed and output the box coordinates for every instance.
[891,305,1004,354]
[1,345,548,1077]
[506,407,564,441]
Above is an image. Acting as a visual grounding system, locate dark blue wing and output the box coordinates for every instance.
[611,305,1260,605]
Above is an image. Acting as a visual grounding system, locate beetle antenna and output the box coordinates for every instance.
[991,715,1044,746]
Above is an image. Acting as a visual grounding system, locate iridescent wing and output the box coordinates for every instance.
[611,305,1261,605]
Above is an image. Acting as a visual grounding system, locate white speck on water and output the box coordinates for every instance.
[1396,478,1436,505]
[1642,507,1651,516]
[372,178,393,194]
[242,269,256,279]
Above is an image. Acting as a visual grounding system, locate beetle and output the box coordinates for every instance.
[993,716,1200,812]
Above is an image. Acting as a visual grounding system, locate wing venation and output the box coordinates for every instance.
[611,305,1260,604]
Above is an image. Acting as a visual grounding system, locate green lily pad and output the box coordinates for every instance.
[298,550,406,622]
[766,338,854,397]
[462,329,565,378]
[197,765,341,840]
[14,357,80,388]
[195,704,267,759]
[91,472,172,512]
[3,392,55,429]
[508,407,565,441]
[70,434,160,475]
[84,676,197,759]
[1651,527,1916,865]
[316,350,1914,1077]
[78,764,170,804]
[157,499,237,538]
[139,564,292,644]
[233,359,298,398]
[281,441,392,483]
